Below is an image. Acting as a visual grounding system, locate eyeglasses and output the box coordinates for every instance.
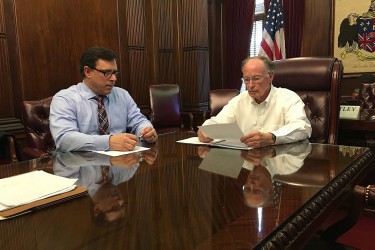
[92,67,120,79]
[242,74,269,84]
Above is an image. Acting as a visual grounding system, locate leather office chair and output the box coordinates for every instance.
[149,84,194,134]
[272,57,343,145]
[22,97,55,159]
[205,89,240,119]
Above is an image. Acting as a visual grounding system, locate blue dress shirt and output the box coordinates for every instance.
[50,82,152,152]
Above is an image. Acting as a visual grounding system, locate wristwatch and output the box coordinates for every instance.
[271,133,276,144]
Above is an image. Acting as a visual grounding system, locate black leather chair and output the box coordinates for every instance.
[149,84,194,134]
[22,97,55,159]
[272,57,343,145]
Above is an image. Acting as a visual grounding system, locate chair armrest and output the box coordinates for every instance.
[321,185,375,241]
[364,185,375,217]
[22,147,51,159]
[181,112,194,130]
[202,111,210,121]
[7,135,18,163]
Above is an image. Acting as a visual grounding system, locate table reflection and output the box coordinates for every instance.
[52,145,158,227]
[241,141,311,208]
[198,141,311,208]
[0,132,372,250]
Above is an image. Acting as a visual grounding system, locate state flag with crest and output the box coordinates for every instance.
[358,17,375,53]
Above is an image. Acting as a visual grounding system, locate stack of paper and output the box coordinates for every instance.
[0,170,78,212]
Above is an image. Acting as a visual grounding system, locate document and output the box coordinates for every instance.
[94,146,150,156]
[177,123,251,150]
[0,170,78,212]
[199,123,244,139]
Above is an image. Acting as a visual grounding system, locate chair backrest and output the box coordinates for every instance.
[149,84,183,128]
[22,97,55,158]
[272,57,343,144]
[209,89,240,116]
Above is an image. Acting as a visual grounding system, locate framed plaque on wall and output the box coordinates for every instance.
[333,0,375,73]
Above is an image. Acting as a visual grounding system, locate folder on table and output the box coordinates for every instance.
[0,171,87,218]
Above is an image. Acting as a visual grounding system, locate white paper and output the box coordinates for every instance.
[177,137,251,150]
[94,146,150,156]
[199,123,244,140]
[0,171,77,211]
[176,137,225,145]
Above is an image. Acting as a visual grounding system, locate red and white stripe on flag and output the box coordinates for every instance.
[258,0,286,60]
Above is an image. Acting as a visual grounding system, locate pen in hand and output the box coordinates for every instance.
[138,133,144,141]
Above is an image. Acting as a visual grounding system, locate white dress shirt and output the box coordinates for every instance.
[203,85,312,144]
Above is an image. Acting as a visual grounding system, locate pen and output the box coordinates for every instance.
[138,133,144,140]
[211,139,226,144]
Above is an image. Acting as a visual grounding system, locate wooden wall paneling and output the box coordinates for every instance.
[13,0,120,101]
[1,0,24,142]
[145,0,159,87]
[124,0,149,112]
[177,0,210,114]
[3,0,23,121]
[117,0,130,92]
[301,0,331,57]
[0,0,14,118]
[157,0,176,85]
[208,0,224,91]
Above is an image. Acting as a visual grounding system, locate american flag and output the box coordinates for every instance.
[258,0,286,60]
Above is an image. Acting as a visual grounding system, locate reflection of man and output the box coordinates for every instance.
[241,141,312,208]
[197,141,311,208]
[53,150,156,226]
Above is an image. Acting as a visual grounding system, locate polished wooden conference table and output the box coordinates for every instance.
[1,131,374,250]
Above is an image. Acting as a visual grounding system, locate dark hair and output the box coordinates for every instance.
[79,47,117,77]
[241,56,275,73]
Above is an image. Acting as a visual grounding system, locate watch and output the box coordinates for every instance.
[271,133,276,144]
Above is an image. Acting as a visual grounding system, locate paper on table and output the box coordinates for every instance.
[94,146,150,156]
[176,137,225,145]
[0,186,76,211]
[0,171,77,211]
[176,137,251,150]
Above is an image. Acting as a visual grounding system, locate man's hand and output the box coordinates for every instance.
[109,133,139,151]
[197,146,211,158]
[240,131,274,148]
[110,154,141,168]
[141,147,158,165]
[140,126,158,143]
[197,128,214,143]
[240,146,275,165]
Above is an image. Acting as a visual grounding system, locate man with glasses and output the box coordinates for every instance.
[50,47,157,152]
[198,56,311,148]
